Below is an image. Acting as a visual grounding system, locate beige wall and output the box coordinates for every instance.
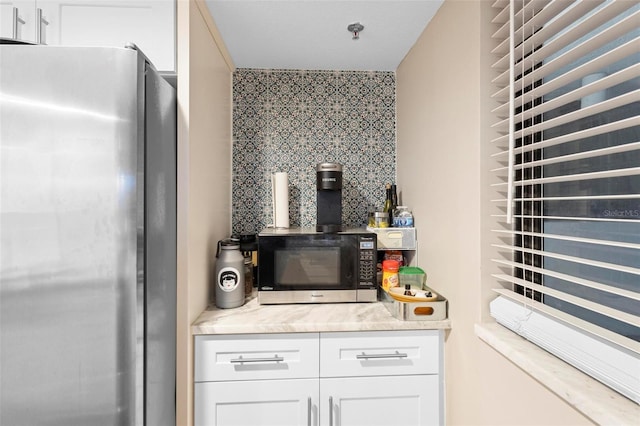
[396,1,592,424]
[176,1,233,425]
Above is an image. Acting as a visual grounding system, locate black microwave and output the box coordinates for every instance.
[257,227,377,304]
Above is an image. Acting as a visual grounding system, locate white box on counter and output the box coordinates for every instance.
[366,226,417,250]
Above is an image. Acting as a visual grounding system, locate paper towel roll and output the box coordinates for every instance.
[272,172,289,228]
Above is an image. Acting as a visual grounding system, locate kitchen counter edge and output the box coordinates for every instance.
[192,297,451,335]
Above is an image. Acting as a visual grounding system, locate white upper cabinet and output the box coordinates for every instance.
[0,1,36,41]
[1,0,175,71]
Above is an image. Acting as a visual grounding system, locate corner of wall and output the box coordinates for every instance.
[194,0,235,72]
[176,2,233,425]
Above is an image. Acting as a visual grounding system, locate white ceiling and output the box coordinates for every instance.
[204,0,444,71]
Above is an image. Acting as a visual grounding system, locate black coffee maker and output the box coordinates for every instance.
[316,163,342,233]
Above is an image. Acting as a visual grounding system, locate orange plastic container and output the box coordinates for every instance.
[381,259,400,291]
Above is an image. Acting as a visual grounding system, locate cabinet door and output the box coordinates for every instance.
[36,0,175,71]
[320,375,441,426]
[195,379,319,426]
[0,1,35,41]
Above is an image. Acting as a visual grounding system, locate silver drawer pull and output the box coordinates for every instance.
[356,351,408,360]
[230,355,284,364]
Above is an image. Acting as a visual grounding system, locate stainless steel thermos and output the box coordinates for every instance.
[215,239,245,309]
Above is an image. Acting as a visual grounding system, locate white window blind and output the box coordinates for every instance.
[489,0,640,403]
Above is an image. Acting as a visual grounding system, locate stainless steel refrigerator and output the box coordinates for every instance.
[0,43,176,426]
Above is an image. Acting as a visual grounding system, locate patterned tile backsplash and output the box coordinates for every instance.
[232,68,396,235]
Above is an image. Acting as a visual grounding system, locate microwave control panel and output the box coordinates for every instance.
[358,235,377,288]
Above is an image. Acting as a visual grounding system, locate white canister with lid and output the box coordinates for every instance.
[215,239,245,309]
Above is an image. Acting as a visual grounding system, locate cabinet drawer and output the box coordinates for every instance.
[195,333,319,382]
[367,226,417,250]
[320,330,441,377]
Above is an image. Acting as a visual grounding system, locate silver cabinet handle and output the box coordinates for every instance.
[329,396,334,426]
[229,354,284,364]
[36,8,49,45]
[356,351,408,360]
[307,397,312,426]
[12,7,25,40]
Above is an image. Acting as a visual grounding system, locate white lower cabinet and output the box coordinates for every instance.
[195,379,319,426]
[320,375,439,426]
[194,330,443,426]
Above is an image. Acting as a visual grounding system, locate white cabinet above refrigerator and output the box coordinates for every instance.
[0,0,175,71]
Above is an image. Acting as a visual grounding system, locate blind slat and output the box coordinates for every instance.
[512,142,640,170]
[516,31,639,99]
[513,166,640,186]
[492,250,640,286]
[505,194,640,201]
[491,166,640,186]
[513,1,633,74]
[491,0,558,58]
[492,1,511,25]
[494,148,639,172]
[491,35,639,102]
[492,268,640,302]
[491,115,640,152]
[492,228,640,251]
[494,62,638,129]
[491,0,529,40]
[510,64,640,127]
[493,214,640,224]
[516,90,640,139]
[493,274,640,327]
[492,252,640,281]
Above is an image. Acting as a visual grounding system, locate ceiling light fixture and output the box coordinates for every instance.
[347,22,364,40]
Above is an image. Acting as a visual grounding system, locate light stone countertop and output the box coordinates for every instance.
[475,322,640,426]
[192,295,451,335]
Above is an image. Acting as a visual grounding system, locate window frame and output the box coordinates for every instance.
[487,0,640,404]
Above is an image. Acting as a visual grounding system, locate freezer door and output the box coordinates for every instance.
[144,61,176,426]
[1,45,142,425]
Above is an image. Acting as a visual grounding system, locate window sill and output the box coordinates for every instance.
[475,322,639,425]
